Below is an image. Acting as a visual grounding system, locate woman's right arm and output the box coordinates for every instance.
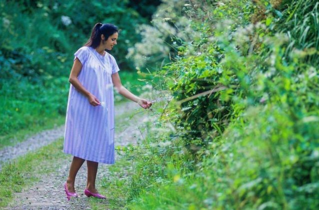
[69,58,100,106]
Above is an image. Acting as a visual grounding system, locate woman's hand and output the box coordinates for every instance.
[88,94,101,106]
[137,98,152,109]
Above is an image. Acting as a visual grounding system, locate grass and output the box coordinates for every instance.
[95,155,134,209]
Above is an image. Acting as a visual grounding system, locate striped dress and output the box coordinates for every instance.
[63,46,119,164]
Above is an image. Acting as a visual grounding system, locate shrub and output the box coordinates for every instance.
[122,0,319,209]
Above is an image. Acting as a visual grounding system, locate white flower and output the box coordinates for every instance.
[61,16,72,26]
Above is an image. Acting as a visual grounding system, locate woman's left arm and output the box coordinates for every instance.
[112,73,152,109]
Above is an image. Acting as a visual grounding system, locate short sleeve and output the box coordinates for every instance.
[109,54,120,74]
[74,47,89,65]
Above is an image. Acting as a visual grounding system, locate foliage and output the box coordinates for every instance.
[103,0,319,209]
[126,0,189,68]
[161,51,234,152]
[0,0,160,81]
[273,0,319,65]
[127,0,162,21]
[148,0,254,151]
[0,77,68,136]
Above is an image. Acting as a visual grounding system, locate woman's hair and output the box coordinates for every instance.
[84,23,118,48]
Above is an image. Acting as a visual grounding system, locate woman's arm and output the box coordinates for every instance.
[69,58,100,106]
[112,72,152,109]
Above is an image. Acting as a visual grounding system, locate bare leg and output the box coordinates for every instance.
[66,156,85,193]
[86,160,99,193]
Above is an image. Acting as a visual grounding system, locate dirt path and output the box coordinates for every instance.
[2,101,154,210]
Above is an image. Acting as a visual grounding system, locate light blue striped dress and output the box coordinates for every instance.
[63,46,119,164]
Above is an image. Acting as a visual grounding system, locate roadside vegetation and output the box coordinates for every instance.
[105,0,319,209]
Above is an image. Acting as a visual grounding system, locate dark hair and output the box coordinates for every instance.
[84,23,118,48]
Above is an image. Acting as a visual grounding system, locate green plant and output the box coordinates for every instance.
[110,0,319,209]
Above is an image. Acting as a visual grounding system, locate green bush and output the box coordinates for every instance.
[161,51,234,151]
[110,0,319,209]
[127,102,319,209]
[150,0,253,151]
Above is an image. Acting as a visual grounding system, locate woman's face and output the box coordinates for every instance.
[104,32,118,50]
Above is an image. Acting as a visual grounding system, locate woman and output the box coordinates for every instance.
[63,23,152,200]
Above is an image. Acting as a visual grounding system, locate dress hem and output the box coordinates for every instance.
[63,150,115,165]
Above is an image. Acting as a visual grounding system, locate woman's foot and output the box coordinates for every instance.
[64,183,78,201]
[84,188,106,199]
[66,181,76,193]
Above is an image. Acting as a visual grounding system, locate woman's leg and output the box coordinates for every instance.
[86,160,99,193]
[66,156,85,193]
